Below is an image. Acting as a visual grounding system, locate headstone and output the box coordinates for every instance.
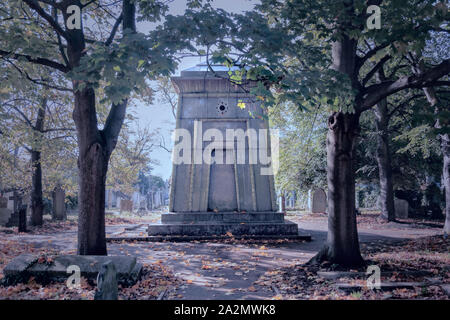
[94,261,118,300]
[394,198,409,219]
[52,186,66,220]
[0,195,13,226]
[311,188,327,213]
[120,199,133,212]
[0,196,7,208]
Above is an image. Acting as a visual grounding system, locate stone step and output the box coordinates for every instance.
[147,220,299,236]
[161,211,285,224]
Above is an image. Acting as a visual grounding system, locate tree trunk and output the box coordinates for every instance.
[443,134,450,235]
[70,0,134,255]
[312,112,364,267]
[30,101,46,226]
[373,99,395,221]
[310,31,364,267]
[73,87,109,256]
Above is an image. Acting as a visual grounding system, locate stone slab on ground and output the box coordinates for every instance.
[2,254,142,286]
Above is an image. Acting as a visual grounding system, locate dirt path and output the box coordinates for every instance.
[3,216,444,300]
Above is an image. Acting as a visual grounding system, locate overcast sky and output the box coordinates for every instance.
[134,0,257,180]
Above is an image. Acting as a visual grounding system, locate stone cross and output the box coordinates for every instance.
[9,191,22,213]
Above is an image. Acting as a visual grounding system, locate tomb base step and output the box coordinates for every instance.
[147,220,299,236]
[161,211,285,224]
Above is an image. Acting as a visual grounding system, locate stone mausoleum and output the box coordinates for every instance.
[147,64,299,237]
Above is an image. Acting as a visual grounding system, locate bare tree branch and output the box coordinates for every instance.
[105,13,123,46]
[361,59,450,110]
[22,0,69,40]
[5,59,72,91]
[356,42,391,71]
[362,55,391,86]
[0,50,69,73]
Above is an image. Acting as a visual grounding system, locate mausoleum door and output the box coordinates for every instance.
[207,149,238,212]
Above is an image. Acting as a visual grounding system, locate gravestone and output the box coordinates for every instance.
[311,188,327,213]
[0,196,7,208]
[120,199,133,212]
[94,261,118,300]
[3,192,23,227]
[0,195,12,226]
[394,198,409,219]
[52,186,66,220]
[147,63,298,237]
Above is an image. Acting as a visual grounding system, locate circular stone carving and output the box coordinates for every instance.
[216,101,228,115]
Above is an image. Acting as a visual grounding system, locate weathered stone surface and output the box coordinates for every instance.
[169,64,277,213]
[161,211,285,224]
[94,261,118,300]
[2,255,142,286]
[148,220,298,236]
[394,198,409,219]
[311,188,327,213]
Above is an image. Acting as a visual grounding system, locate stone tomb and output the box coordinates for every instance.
[147,64,298,237]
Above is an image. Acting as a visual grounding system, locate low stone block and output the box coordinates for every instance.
[2,254,142,286]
